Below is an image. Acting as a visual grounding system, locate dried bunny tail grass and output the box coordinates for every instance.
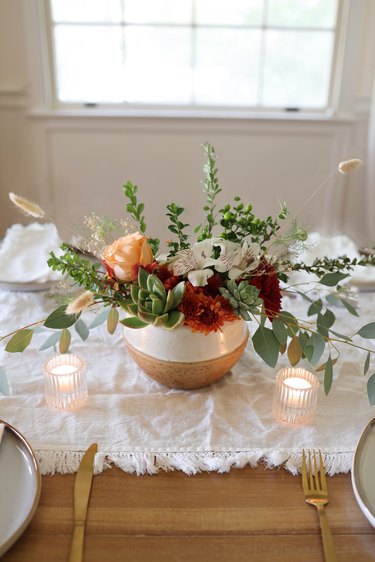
[66,291,95,315]
[9,192,45,218]
[338,158,364,174]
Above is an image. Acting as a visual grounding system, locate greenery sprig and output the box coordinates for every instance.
[166,203,190,257]
[219,198,288,248]
[123,181,160,255]
[195,143,222,240]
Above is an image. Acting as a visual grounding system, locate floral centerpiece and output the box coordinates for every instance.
[3,144,375,399]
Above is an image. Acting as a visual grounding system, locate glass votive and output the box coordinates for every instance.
[43,354,87,410]
[272,367,319,426]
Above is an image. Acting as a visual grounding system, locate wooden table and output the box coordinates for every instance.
[2,465,375,561]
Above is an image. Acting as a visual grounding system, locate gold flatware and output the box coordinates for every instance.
[302,449,338,562]
[68,443,98,562]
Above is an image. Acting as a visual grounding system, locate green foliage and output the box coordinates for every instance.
[44,306,78,329]
[5,330,33,353]
[123,181,146,233]
[357,322,375,339]
[75,319,90,341]
[166,203,190,257]
[283,253,375,280]
[122,181,160,254]
[107,307,119,335]
[195,143,222,240]
[252,326,280,368]
[39,332,60,351]
[48,246,108,294]
[88,309,110,329]
[367,373,375,406]
[59,328,71,353]
[324,355,333,395]
[219,200,288,249]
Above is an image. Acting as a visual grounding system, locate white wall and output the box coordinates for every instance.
[1,0,375,248]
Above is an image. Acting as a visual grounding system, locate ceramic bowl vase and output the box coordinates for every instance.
[123,319,249,390]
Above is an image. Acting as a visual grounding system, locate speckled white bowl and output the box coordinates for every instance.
[123,319,249,389]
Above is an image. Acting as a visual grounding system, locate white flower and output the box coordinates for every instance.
[172,238,241,285]
[187,269,214,287]
[228,241,261,280]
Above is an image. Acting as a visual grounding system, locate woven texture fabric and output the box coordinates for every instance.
[0,288,373,476]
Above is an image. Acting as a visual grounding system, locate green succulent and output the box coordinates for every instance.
[219,279,262,321]
[120,267,185,330]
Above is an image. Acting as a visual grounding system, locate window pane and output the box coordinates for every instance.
[54,26,124,102]
[262,30,334,107]
[267,0,338,28]
[196,0,263,25]
[124,0,192,24]
[124,26,192,104]
[51,0,122,23]
[195,29,261,105]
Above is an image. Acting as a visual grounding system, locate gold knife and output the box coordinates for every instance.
[68,443,98,562]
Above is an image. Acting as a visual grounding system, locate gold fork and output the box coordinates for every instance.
[302,449,338,562]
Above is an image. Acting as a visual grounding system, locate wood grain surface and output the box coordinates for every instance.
[2,465,375,561]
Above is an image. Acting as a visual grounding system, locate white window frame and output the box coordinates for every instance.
[27,0,365,120]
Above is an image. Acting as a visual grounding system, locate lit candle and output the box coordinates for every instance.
[272,367,319,426]
[43,354,87,410]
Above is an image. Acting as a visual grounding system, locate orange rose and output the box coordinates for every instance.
[102,232,153,282]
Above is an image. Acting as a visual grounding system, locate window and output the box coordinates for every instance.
[47,0,341,111]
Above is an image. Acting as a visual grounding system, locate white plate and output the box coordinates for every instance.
[352,417,375,528]
[0,280,56,292]
[0,421,41,556]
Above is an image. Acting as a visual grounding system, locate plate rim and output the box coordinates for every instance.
[351,417,375,528]
[0,280,56,292]
[0,420,42,556]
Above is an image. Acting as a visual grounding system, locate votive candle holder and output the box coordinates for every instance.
[272,367,319,426]
[43,354,87,410]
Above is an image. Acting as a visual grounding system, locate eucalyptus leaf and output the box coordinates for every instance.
[39,331,61,351]
[272,317,288,345]
[316,356,338,372]
[307,299,323,317]
[308,332,325,366]
[0,367,10,396]
[252,326,280,368]
[339,298,359,317]
[59,328,71,354]
[317,313,329,338]
[287,336,302,366]
[357,322,375,339]
[107,307,119,335]
[364,351,371,375]
[320,272,349,286]
[367,373,375,406]
[89,309,110,329]
[44,306,78,329]
[278,311,299,336]
[75,318,90,341]
[329,329,352,342]
[325,294,340,307]
[5,330,33,353]
[324,355,333,395]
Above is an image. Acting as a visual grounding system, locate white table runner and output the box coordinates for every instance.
[0,288,374,476]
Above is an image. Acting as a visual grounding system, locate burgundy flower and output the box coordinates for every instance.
[249,260,282,321]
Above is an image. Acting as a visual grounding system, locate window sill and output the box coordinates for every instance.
[27,106,356,124]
